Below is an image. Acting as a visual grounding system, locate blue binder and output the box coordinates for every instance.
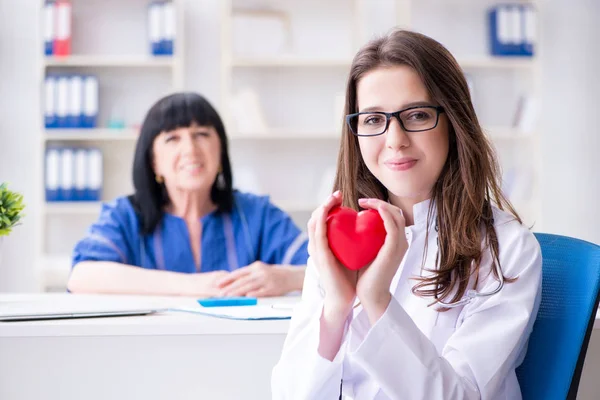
[488,4,533,57]
[44,1,55,55]
[74,148,87,201]
[44,76,58,128]
[521,4,536,56]
[59,147,75,201]
[148,2,163,55]
[56,76,69,128]
[82,76,98,128]
[45,148,61,202]
[87,148,103,201]
[67,75,83,128]
[162,2,175,55]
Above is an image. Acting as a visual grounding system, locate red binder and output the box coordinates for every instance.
[54,0,71,56]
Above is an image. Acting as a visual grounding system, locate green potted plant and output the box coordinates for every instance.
[0,183,25,257]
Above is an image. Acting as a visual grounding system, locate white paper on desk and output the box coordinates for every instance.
[172,305,292,320]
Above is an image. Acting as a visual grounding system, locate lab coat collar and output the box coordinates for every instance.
[410,198,437,229]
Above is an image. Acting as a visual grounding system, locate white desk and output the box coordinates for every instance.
[0,294,296,400]
[3,294,600,400]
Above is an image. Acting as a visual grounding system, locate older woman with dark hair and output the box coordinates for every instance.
[68,92,308,298]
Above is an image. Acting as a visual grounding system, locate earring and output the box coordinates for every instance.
[155,175,164,184]
[216,171,226,190]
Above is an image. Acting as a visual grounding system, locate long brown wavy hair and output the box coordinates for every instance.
[333,29,520,306]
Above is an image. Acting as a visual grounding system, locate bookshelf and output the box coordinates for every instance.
[36,0,184,291]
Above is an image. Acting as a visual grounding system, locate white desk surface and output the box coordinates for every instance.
[0,293,295,337]
[0,293,297,400]
[2,293,599,333]
[1,294,599,400]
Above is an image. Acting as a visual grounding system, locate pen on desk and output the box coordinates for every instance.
[270,304,296,311]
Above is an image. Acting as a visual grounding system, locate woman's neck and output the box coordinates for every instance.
[387,192,431,227]
[167,189,216,222]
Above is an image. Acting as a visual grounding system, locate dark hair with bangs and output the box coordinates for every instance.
[130,92,234,235]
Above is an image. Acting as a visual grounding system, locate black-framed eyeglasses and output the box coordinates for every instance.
[346,105,445,137]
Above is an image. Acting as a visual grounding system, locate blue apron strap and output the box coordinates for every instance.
[153,224,166,270]
[235,201,255,262]
[222,213,240,271]
[282,232,308,265]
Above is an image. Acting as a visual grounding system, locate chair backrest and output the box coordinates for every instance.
[516,233,600,400]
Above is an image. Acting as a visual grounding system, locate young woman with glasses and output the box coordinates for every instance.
[272,30,542,399]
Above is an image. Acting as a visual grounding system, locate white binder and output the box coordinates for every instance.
[43,1,55,55]
[56,76,69,128]
[59,148,74,201]
[45,148,61,201]
[68,75,83,128]
[148,2,163,55]
[44,76,57,128]
[163,2,175,55]
[82,76,98,128]
[74,148,87,200]
[88,148,103,201]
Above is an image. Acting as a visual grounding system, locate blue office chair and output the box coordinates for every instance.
[516,233,600,400]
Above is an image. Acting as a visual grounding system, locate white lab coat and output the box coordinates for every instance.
[272,200,542,400]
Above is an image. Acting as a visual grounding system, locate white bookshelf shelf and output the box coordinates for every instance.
[458,56,537,70]
[43,129,140,141]
[43,130,339,142]
[229,131,341,140]
[44,55,177,68]
[43,200,317,215]
[231,56,352,68]
[44,202,103,215]
[230,56,536,70]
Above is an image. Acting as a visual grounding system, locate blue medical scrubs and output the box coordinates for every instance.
[72,191,309,273]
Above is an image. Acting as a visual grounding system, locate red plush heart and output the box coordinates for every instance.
[326,206,387,270]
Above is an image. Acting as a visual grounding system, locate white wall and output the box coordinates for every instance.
[539,0,600,245]
[0,1,41,291]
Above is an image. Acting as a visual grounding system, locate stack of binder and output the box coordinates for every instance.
[44,0,72,56]
[46,148,103,202]
[45,75,99,129]
[148,1,176,56]
[488,4,536,57]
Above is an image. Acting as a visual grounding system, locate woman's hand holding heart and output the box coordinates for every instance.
[355,198,408,324]
[308,191,358,321]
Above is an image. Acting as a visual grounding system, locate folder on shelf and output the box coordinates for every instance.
[87,148,103,201]
[148,2,163,55]
[43,1,55,56]
[44,76,57,128]
[68,75,83,128]
[59,148,75,201]
[56,76,69,128]
[489,4,534,57]
[54,0,71,56]
[508,5,522,49]
[522,5,536,56]
[162,1,175,55]
[45,148,61,202]
[74,148,87,201]
[82,75,98,128]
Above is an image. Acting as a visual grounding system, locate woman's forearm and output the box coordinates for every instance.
[68,261,202,296]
